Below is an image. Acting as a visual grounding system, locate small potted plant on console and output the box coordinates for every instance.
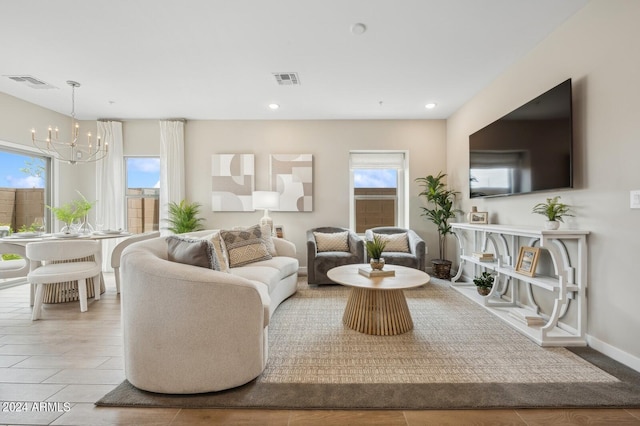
[473,271,495,296]
[532,196,574,230]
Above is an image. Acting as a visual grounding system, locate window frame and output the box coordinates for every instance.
[0,140,55,233]
[349,150,409,233]
[124,156,160,234]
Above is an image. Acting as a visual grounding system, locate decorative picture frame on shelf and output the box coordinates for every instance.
[469,211,489,224]
[274,225,285,239]
[515,246,540,277]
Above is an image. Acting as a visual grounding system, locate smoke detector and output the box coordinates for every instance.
[5,75,57,89]
[273,72,300,86]
[351,23,367,35]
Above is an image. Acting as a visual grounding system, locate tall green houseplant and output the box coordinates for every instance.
[166,200,205,234]
[416,172,461,279]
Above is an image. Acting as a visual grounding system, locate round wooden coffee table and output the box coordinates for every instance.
[327,264,430,336]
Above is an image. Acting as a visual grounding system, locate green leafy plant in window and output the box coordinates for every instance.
[18,223,38,232]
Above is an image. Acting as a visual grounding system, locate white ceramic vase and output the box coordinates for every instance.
[545,220,560,230]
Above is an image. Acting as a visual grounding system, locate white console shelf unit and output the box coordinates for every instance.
[450,223,589,347]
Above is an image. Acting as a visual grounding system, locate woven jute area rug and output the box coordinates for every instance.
[97,279,640,409]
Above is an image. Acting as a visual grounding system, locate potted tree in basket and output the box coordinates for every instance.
[473,271,495,296]
[416,172,462,279]
[166,200,205,234]
[532,196,574,230]
[366,234,387,270]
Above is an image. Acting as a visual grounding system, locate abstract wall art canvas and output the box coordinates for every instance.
[211,154,255,211]
[270,154,313,212]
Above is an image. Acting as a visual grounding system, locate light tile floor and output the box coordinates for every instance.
[0,274,639,425]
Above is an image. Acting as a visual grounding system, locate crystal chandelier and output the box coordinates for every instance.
[31,80,108,165]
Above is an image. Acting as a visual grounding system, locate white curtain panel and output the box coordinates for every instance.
[96,121,125,271]
[159,120,185,235]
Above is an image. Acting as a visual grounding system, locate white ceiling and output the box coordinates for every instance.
[0,0,589,121]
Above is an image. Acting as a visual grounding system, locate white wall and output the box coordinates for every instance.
[447,0,640,367]
[184,120,446,268]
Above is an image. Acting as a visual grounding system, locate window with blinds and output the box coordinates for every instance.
[349,151,408,233]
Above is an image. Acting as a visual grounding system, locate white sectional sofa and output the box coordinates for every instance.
[120,229,298,394]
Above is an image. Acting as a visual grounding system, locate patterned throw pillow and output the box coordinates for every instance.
[166,236,221,270]
[375,232,410,252]
[314,231,350,252]
[220,224,272,268]
[233,224,277,256]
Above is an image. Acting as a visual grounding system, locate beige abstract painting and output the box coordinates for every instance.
[270,154,313,212]
[211,154,255,211]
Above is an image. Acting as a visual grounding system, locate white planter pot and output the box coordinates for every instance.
[545,220,560,230]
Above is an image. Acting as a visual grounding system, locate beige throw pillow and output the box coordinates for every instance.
[375,232,410,253]
[314,231,350,252]
[221,224,272,268]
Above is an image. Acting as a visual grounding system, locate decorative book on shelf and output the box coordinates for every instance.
[472,252,495,262]
[509,307,545,326]
[358,267,395,278]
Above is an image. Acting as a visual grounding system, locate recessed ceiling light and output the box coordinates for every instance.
[425,103,437,109]
[351,23,367,35]
[268,103,280,110]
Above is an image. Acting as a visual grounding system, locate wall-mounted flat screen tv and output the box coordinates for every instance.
[469,79,573,198]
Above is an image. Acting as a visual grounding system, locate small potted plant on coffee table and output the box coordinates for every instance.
[473,271,495,296]
[366,234,387,270]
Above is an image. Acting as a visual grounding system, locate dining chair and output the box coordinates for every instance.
[0,242,30,279]
[27,240,102,320]
[110,231,160,293]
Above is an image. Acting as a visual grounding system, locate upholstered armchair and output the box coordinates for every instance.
[364,227,427,271]
[307,226,365,284]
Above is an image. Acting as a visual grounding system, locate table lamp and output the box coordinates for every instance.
[252,191,280,235]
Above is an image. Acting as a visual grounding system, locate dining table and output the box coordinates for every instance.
[0,230,132,304]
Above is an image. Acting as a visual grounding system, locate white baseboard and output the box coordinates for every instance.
[298,267,307,276]
[587,335,640,374]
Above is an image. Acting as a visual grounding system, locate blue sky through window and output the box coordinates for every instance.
[354,169,397,188]
[1,152,161,190]
[127,157,160,189]
[0,151,45,188]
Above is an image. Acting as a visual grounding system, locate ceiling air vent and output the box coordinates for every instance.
[5,75,57,89]
[273,72,300,86]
